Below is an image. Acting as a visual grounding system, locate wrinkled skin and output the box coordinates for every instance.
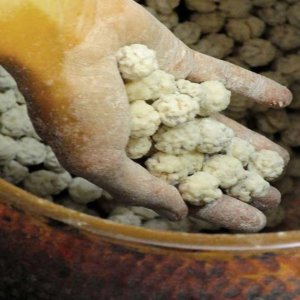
[0,0,292,232]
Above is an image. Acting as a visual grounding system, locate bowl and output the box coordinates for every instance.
[1,178,300,300]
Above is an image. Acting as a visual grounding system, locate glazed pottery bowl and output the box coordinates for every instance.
[1,178,300,300]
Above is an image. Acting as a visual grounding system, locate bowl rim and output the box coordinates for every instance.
[1,178,300,252]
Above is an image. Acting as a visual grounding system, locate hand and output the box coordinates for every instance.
[0,0,292,232]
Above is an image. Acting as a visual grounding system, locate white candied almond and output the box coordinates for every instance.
[274,54,300,83]
[227,93,253,111]
[152,93,199,127]
[197,118,234,154]
[143,219,172,230]
[0,66,17,90]
[203,154,246,188]
[0,134,19,165]
[198,81,231,116]
[126,136,152,159]
[43,146,64,172]
[227,171,270,202]
[16,137,47,166]
[168,218,192,232]
[145,0,180,14]
[156,12,179,29]
[193,34,234,59]
[130,206,158,220]
[268,24,300,51]
[226,137,255,167]
[179,171,222,205]
[109,207,142,226]
[184,0,216,13]
[256,109,289,134]
[219,0,252,18]
[176,79,203,99]
[145,152,189,185]
[0,105,38,138]
[190,12,225,34]
[287,2,300,29]
[257,1,288,26]
[0,90,17,113]
[153,120,202,154]
[0,160,29,184]
[173,21,201,45]
[108,213,142,227]
[238,39,276,67]
[116,44,158,81]
[248,150,284,181]
[23,170,72,197]
[130,100,161,138]
[125,70,177,102]
[68,177,103,204]
[226,16,265,42]
[180,151,205,175]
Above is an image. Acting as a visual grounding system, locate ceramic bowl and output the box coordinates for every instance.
[1,178,300,300]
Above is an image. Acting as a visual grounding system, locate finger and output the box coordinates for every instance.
[193,195,266,233]
[129,3,292,108]
[251,186,281,212]
[213,113,290,164]
[103,153,188,221]
[188,51,292,108]
[127,2,196,78]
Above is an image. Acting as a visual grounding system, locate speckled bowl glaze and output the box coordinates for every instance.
[1,178,300,300]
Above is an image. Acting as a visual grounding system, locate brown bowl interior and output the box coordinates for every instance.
[1,178,300,251]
